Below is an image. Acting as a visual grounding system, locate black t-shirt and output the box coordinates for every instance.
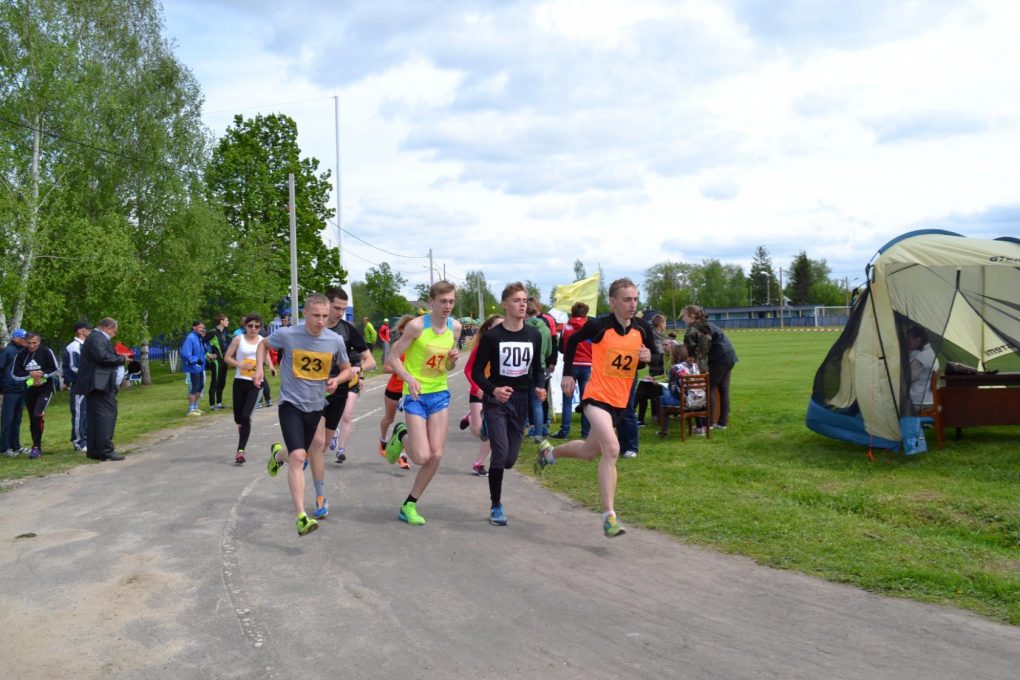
[470,323,545,397]
[328,319,369,382]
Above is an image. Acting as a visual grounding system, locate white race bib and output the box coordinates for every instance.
[498,341,533,378]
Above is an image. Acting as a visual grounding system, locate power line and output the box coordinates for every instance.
[342,245,421,276]
[322,219,426,258]
[0,113,154,165]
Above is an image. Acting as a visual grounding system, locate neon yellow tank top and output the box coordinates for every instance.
[403,319,455,395]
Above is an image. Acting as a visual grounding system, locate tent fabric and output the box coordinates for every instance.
[806,230,1020,453]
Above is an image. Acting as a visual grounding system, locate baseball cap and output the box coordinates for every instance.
[74,321,92,332]
[12,328,27,339]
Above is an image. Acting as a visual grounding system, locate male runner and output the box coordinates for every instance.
[384,280,461,526]
[470,283,545,525]
[536,278,659,538]
[302,287,376,521]
[324,288,377,465]
[254,294,350,536]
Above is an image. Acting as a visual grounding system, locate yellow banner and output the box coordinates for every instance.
[552,273,600,314]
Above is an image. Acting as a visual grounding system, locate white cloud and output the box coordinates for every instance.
[164,0,1020,301]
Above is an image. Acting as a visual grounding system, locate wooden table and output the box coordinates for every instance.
[932,372,1020,446]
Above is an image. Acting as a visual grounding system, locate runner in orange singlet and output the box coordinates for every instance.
[536,278,658,537]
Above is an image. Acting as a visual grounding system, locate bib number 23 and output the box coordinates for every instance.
[292,349,332,380]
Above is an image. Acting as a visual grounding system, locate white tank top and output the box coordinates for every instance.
[235,335,262,381]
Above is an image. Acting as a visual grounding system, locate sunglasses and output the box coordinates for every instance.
[246,323,261,329]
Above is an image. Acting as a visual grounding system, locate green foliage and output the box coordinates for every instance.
[573,259,586,281]
[464,269,499,318]
[643,261,694,320]
[205,113,346,319]
[361,262,411,320]
[690,259,747,308]
[0,0,218,346]
[524,280,541,303]
[748,245,780,306]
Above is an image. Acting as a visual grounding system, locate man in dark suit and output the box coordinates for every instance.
[73,317,128,461]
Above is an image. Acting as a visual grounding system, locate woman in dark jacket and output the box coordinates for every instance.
[682,305,738,429]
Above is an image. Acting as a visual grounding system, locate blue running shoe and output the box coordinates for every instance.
[489,503,508,526]
[313,496,330,519]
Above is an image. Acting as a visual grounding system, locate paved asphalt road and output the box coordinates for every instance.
[1,370,1018,680]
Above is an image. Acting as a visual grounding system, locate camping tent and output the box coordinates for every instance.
[806,230,1020,454]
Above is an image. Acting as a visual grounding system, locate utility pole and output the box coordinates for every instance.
[288,173,299,321]
[429,248,434,286]
[779,267,785,330]
[333,95,342,267]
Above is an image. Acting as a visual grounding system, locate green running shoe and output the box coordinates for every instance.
[296,513,319,536]
[267,442,284,477]
[534,439,554,475]
[385,422,407,464]
[398,500,425,525]
[603,513,626,538]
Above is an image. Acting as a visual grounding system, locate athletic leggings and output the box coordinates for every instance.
[25,387,54,448]
[232,379,261,451]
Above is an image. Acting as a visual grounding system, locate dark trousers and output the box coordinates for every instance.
[261,379,271,404]
[86,389,118,457]
[1,390,25,451]
[483,390,529,506]
[709,362,734,426]
[25,388,54,447]
[617,378,639,453]
[209,359,228,407]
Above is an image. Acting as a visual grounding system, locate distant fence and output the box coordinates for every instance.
[665,314,849,332]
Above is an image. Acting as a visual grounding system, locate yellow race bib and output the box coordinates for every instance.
[420,344,449,378]
[240,358,257,378]
[291,349,332,380]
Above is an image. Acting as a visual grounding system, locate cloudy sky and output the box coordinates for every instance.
[164,0,1019,304]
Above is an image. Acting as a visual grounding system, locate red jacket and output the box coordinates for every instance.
[378,323,391,343]
[558,316,592,367]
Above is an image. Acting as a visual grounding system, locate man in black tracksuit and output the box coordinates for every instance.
[207,313,230,410]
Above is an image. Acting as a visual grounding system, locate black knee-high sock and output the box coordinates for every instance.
[488,468,504,507]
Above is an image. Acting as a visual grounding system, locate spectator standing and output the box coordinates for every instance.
[12,332,60,459]
[207,313,230,411]
[180,321,208,416]
[552,302,592,439]
[362,316,377,348]
[524,301,556,440]
[682,304,738,429]
[378,319,391,362]
[74,318,128,461]
[0,329,29,456]
[63,321,92,452]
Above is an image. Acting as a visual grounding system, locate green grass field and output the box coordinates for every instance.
[2,332,1018,624]
[535,330,1020,625]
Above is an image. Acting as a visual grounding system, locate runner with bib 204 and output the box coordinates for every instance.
[383,280,462,526]
[536,277,659,538]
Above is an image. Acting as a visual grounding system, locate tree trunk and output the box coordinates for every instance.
[140,338,152,386]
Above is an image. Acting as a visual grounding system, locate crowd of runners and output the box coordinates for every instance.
[244,277,661,539]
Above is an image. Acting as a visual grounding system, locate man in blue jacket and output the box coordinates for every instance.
[180,321,208,416]
[1,329,29,456]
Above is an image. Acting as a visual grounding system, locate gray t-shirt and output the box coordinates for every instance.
[266,325,348,412]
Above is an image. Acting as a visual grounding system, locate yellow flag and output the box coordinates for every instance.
[552,273,600,314]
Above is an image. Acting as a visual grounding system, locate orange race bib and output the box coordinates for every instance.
[240,358,257,378]
[291,349,332,380]
[420,344,449,378]
[602,347,638,379]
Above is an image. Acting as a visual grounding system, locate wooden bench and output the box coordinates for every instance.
[929,372,1020,447]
